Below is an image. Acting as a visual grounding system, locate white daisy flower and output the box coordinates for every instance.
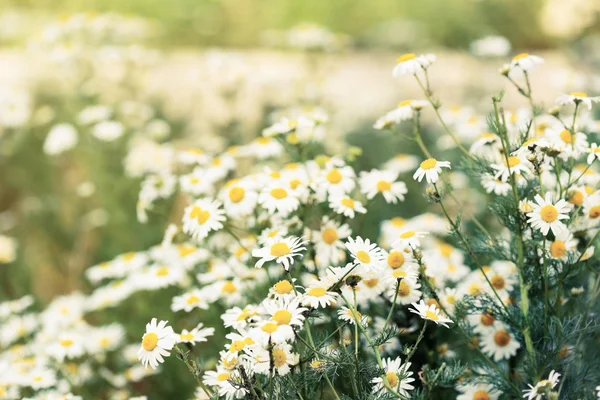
[384,154,420,174]
[312,217,351,268]
[359,169,407,203]
[408,300,453,328]
[546,229,578,261]
[178,324,215,344]
[302,281,337,308]
[481,174,512,196]
[182,199,226,241]
[491,155,531,182]
[221,306,259,330]
[252,236,307,270]
[44,123,78,155]
[315,160,356,196]
[587,143,600,165]
[203,368,247,399]
[92,120,124,141]
[345,236,386,272]
[556,92,600,110]
[583,193,600,220]
[47,332,86,361]
[246,343,299,376]
[510,53,543,71]
[413,158,451,184]
[329,195,367,218]
[526,194,570,236]
[373,100,429,129]
[394,230,428,249]
[523,370,561,400]
[387,278,422,305]
[221,181,258,218]
[179,168,214,196]
[258,183,300,216]
[178,147,210,165]
[392,53,435,77]
[171,289,210,312]
[137,318,177,369]
[268,279,298,300]
[371,357,415,397]
[456,383,500,400]
[337,306,365,326]
[480,324,520,361]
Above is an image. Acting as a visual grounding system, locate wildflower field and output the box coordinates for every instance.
[1,1,600,399]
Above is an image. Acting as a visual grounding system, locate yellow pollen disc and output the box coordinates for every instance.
[311,360,324,369]
[273,348,287,367]
[364,278,379,288]
[391,217,405,227]
[99,338,110,348]
[491,275,505,290]
[385,371,399,387]
[420,158,437,170]
[590,206,600,219]
[377,180,391,192]
[237,309,250,321]
[468,284,482,296]
[221,281,237,294]
[398,100,412,108]
[190,177,199,184]
[274,280,293,294]
[186,295,200,305]
[425,310,439,321]
[187,148,203,155]
[356,250,371,264]
[230,340,246,352]
[217,372,230,381]
[270,171,281,179]
[392,269,407,278]
[387,251,405,269]
[178,244,196,257]
[289,179,302,189]
[156,267,169,277]
[228,187,245,203]
[540,205,559,222]
[398,280,411,296]
[512,53,529,61]
[348,309,362,319]
[256,137,271,144]
[569,190,584,206]
[397,53,416,63]
[504,156,521,167]
[268,230,279,238]
[322,228,338,244]
[272,310,292,325]
[439,243,453,257]
[287,132,300,144]
[473,391,491,400]
[481,313,495,326]
[570,92,587,97]
[308,287,326,297]
[326,169,343,184]
[400,230,415,239]
[560,130,573,144]
[341,197,355,208]
[270,242,291,257]
[223,357,238,369]
[270,188,288,199]
[550,241,567,258]
[33,376,43,382]
[180,333,194,341]
[122,252,136,261]
[446,295,456,304]
[142,332,158,351]
[261,322,278,333]
[60,339,74,348]
[494,330,511,346]
[447,264,457,272]
[190,206,210,224]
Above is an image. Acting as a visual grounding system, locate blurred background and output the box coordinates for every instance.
[1,0,600,303]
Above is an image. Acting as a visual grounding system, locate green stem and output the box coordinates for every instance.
[383,279,401,330]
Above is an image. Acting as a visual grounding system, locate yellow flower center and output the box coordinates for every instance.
[364,278,379,288]
[420,158,437,170]
[377,180,392,192]
[156,267,169,277]
[190,206,210,224]
[273,280,293,294]
[257,137,271,144]
[270,188,288,199]
[212,158,222,166]
[289,179,302,189]
[481,313,495,326]
[270,242,291,257]
[322,228,338,244]
[230,340,246,352]
[356,250,371,263]
[217,372,230,381]
[387,251,405,269]
[398,280,410,296]
[494,330,511,346]
[60,339,74,348]
[142,332,158,351]
[180,333,194,341]
[341,197,355,208]
[273,348,287,367]
[397,53,416,63]
[569,190,584,206]
[392,269,407,279]
[560,129,573,144]
[400,230,415,239]
[270,171,281,179]
[122,252,136,261]
[326,169,343,184]
[391,217,405,227]
[550,241,567,258]
[385,371,399,387]
[512,53,529,61]
[272,310,292,325]
[178,244,196,257]
[228,187,245,203]
[311,360,324,369]
[491,275,505,290]
[570,92,587,97]
[221,281,237,294]
[186,295,200,305]
[425,310,439,321]
[398,100,412,108]
[540,205,559,222]
[446,295,456,304]
[261,322,278,334]
[473,391,491,400]
[590,206,600,219]
[308,287,327,297]
[504,156,521,167]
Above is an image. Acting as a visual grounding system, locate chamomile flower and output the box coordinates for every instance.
[480,324,520,361]
[258,183,300,216]
[312,217,351,268]
[394,230,428,249]
[221,306,259,330]
[203,368,247,399]
[171,290,209,312]
[179,168,214,196]
[247,343,299,376]
[526,194,570,236]
[359,169,407,203]
[182,199,226,241]
[409,300,453,328]
[138,318,177,369]
[384,154,420,174]
[587,143,600,165]
[413,158,451,184]
[373,100,428,129]
[491,155,531,182]
[481,174,512,196]
[329,195,367,218]
[456,383,500,400]
[371,357,415,397]
[556,92,600,110]
[315,159,356,196]
[388,279,422,305]
[177,324,215,345]
[345,236,385,272]
[392,53,435,77]
[302,281,337,308]
[252,236,307,270]
[337,306,365,325]
[47,332,86,361]
[523,370,561,400]
[583,193,600,220]
[546,229,578,261]
[510,53,544,71]
[221,181,258,218]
